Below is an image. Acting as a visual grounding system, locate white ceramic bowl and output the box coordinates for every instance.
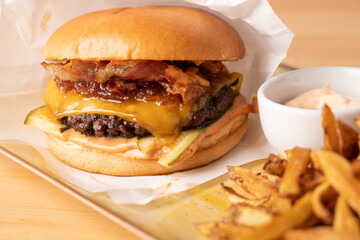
[257,66,360,154]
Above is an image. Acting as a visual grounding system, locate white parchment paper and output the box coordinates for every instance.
[0,0,293,204]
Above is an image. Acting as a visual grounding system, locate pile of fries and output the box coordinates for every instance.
[197,105,360,240]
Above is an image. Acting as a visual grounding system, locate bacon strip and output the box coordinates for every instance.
[42,60,210,103]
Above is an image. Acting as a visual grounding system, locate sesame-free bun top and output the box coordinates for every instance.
[43,6,245,61]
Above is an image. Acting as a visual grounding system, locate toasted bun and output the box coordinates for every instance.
[45,95,249,176]
[43,6,245,61]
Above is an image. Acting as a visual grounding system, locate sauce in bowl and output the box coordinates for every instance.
[284,87,360,110]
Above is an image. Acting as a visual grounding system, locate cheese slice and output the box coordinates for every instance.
[44,72,242,138]
[44,78,193,137]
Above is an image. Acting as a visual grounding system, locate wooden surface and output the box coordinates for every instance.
[1,1,360,239]
[0,154,140,240]
[269,0,360,68]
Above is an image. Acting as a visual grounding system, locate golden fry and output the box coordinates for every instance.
[196,222,250,239]
[322,104,340,153]
[310,152,322,170]
[297,215,322,229]
[196,222,218,238]
[358,138,360,161]
[231,193,313,240]
[267,196,292,215]
[196,109,360,239]
[279,147,311,196]
[334,196,360,234]
[302,176,326,192]
[312,150,360,216]
[285,149,292,160]
[221,183,270,207]
[337,120,359,159]
[356,117,360,160]
[222,179,256,200]
[228,204,273,227]
[352,159,360,179]
[355,117,360,129]
[227,166,291,214]
[311,181,337,224]
[263,154,287,177]
[300,169,325,192]
[250,95,259,114]
[284,226,360,240]
[228,166,277,199]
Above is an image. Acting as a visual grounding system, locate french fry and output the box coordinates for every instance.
[196,222,250,239]
[222,179,257,200]
[297,215,322,229]
[228,166,278,199]
[310,152,322,170]
[263,154,287,177]
[228,166,291,214]
[197,107,360,240]
[312,150,360,216]
[302,176,326,192]
[322,104,340,153]
[300,168,325,192]
[285,149,293,160]
[352,159,360,179]
[267,196,292,215]
[355,117,360,129]
[227,204,273,227]
[250,95,259,114]
[284,226,360,240]
[231,193,313,240]
[196,222,217,237]
[221,183,270,207]
[334,196,360,234]
[311,181,337,224]
[337,120,359,159]
[279,147,311,197]
[356,117,360,160]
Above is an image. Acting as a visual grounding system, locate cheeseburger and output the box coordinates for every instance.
[25,6,250,176]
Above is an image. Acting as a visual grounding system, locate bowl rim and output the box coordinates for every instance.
[257,66,360,114]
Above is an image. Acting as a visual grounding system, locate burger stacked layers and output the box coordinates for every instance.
[25,6,250,175]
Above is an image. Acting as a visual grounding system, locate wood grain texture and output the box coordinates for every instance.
[269,0,360,68]
[0,154,140,240]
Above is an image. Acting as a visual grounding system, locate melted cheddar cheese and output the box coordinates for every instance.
[44,72,242,138]
[44,78,193,137]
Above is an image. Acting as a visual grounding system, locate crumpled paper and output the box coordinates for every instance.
[0,0,293,204]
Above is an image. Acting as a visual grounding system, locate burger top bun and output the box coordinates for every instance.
[43,6,245,61]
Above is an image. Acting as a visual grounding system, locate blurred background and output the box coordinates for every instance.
[269,0,360,68]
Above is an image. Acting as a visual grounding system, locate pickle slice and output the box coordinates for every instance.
[137,135,157,153]
[158,128,206,167]
[24,106,69,133]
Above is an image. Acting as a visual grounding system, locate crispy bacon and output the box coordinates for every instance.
[42,60,211,103]
[55,77,183,105]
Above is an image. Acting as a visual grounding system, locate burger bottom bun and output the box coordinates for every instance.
[46,95,249,176]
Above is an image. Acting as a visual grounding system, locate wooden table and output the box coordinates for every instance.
[270,0,360,68]
[1,1,360,239]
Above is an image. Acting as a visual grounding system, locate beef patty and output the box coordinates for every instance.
[60,86,234,138]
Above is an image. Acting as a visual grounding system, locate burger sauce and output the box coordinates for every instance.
[284,87,360,110]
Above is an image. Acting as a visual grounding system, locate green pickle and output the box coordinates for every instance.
[138,128,206,167]
[24,106,69,133]
[137,135,157,153]
[157,128,206,167]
